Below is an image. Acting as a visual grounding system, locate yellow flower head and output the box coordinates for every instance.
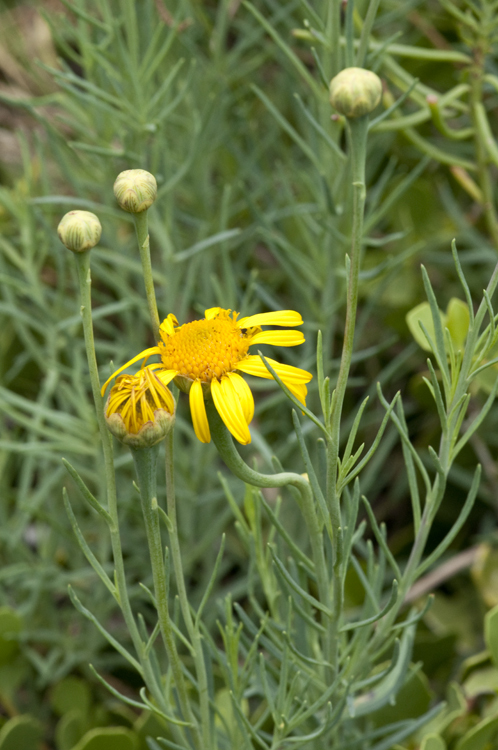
[105,366,175,448]
[102,308,312,445]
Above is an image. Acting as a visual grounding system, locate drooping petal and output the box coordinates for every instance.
[145,368,176,414]
[204,307,221,320]
[237,310,303,329]
[189,379,211,443]
[284,381,308,406]
[236,355,312,384]
[227,371,254,424]
[247,330,305,347]
[100,347,161,396]
[211,377,251,445]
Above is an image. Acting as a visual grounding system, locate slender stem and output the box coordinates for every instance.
[469,24,498,250]
[325,115,368,673]
[327,0,342,79]
[134,211,161,341]
[206,402,334,670]
[328,116,368,500]
[74,252,174,722]
[132,446,201,748]
[164,430,212,750]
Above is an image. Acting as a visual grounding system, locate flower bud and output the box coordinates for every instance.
[105,367,175,449]
[113,169,157,213]
[329,67,382,118]
[58,211,102,253]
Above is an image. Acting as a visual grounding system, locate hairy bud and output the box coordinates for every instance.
[57,211,102,253]
[329,67,382,118]
[113,169,157,213]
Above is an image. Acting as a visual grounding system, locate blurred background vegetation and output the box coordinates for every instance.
[1,0,498,748]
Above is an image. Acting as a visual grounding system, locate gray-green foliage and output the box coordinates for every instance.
[2,0,498,748]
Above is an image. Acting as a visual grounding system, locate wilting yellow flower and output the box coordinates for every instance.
[102,308,312,445]
[105,366,175,448]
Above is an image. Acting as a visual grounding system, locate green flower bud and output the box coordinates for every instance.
[113,169,157,213]
[329,67,382,118]
[57,210,102,253]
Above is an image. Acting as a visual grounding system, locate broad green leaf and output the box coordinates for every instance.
[0,608,22,665]
[370,667,432,727]
[72,727,139,750]
[421,734,446,750]
[406,302,441,352]
[51,677,92,718]
[406,297,469,354]
[463,666,498,699]
[485,604,498,668]
[471,544,498,608]
[0,715,42,750]
[55,710,87,750]
[446,298,470,350]
[455,713,498,750]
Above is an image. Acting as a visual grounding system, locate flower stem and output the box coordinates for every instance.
[207,402,334,671]
[74,252,176,724]
[326,114,369,670]
[469,41,498,250]
[134,210,161,341]
[165,430,212,750]
[132,445,201,747]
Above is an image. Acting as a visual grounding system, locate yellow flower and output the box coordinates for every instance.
[102,308,312,445]
[105,366,175,448]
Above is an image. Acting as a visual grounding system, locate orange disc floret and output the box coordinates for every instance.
[158,311,251,382]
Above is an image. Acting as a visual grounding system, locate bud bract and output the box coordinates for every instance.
[329,67,382,118]
[113,169,157,213]
[58,210,102,253]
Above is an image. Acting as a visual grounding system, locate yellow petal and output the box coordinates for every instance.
[160,313,179,338]
[189,379,211,443]
[227,371,254,424]
[141,393,155,423]
[204,307,221,320]
[211,377,251,445]
[248,330,305,347]
[236,355,312,384]
[143,369,162,409]
[107,390,129,413]
[162,388,176,414]
[237,310,303,329]
[155,369,178,387]
[285,381,308,406]
[144,368,176,414]
[100,347,160,396]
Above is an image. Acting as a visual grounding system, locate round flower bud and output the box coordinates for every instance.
[58,211,102,253]
[113,169,157,213]
[105,367,175,449]
[329,67,382,118]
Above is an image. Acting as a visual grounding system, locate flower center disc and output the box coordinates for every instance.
[160,316,250,382]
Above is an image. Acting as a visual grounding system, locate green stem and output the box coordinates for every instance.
[132,445,201,748]
[206,402,334,671]
[74,252,175,725]
[470,54,498,250]
[327,0,342,79]
[134,211,161,341]
[165,430,212,750]
[326,115,368,671]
